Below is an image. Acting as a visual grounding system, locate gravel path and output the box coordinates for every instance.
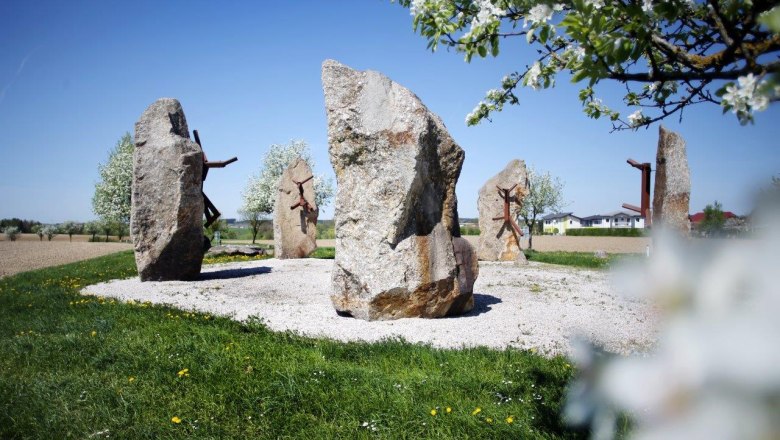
[82,258,658,356]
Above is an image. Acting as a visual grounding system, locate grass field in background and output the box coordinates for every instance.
[0,251,586,439]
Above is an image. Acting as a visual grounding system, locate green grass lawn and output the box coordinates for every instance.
[0,251,585,439]
[524,250,643,269]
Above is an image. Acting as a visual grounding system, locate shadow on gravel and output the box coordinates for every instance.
[463,293,502,317]
[198,266,272,280]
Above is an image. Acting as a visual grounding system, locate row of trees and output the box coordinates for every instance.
[1,219,129,242]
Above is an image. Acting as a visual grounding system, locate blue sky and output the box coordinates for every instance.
[1,0,777,223]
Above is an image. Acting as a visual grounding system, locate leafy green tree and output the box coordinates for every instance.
[518,167,565,249]
[398,0,780,130]
[42,226,56,241]
[60,221,81,242]
[241,140,335,220]
[701,200,725,236]
[3,226,20,241]
[84,221,99,241]
[93,133,133,225]
[238,208,264,244]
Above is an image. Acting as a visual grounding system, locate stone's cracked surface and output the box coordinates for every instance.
[273,158,318,258]
[477,159,529,264]
[322,59,473,320]
[653,126,690,234]
[131,98,205,281]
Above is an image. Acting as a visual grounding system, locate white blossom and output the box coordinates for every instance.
[627,109,644,127]
[524,61,543,90]
[524,4,554,28]
[720,73,774,123]
[566,211,780,440]
[92,133,133,223]
[584,0,605,9]
[642,0,653,13]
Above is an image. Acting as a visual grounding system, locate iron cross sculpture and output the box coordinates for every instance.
[493,184,524,239]
[290,175,314,213]
[193,129,237,228]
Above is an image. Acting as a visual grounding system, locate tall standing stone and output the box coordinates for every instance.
[653,126,691,234]
[131,98,205,281]
[477,159,529,263]
[322,59,476,321]
[273,158,319,258]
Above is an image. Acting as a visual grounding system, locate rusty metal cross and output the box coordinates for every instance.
[192,129,237,228]
[289,175,314,213]
[622,158,652,227]
[492,184,524,238]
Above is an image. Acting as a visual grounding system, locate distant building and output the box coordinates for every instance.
[542,212,582,235]
[543,211,645,235]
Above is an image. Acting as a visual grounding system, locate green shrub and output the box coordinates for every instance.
[565,228,646,237]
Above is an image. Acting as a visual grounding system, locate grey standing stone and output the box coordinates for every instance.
[322,59,474,320]
[273,158,318,258]
[653,126,691,234]
[131,98,205,281]
[477,159,529,264]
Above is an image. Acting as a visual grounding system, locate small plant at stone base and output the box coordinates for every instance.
[3,226,20,241]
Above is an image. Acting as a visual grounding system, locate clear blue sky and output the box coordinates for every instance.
[1,0,777,223]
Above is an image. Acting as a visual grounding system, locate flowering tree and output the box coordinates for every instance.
[92,133,133,224]
[398,0,780,129]
[60,221,81,242]
[241,140,335,223]
[3,226,20,241]
[518,167,565,249]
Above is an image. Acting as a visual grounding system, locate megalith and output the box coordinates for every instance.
[322,59,476,320]
[273,158,319,258]
[131,98,205,281]
[653,126,690,234]
[477,159,529,264]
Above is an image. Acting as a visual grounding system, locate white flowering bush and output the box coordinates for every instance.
[3,226,20,241]
[398,1,780,130]
[564,213,780,439]
[241,140,334,218]
[92,133,133,224]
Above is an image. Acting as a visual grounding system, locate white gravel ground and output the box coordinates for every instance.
[82,258,658,356]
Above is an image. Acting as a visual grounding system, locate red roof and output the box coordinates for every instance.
[689,211,736,223]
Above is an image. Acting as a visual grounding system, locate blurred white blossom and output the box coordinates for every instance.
[566,207,780,439]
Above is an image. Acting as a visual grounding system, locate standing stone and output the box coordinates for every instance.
[653,126,690,234]
[477,159,529,264]
[131,98,205,281]
[273,158,318,258]
[322,59,476,320]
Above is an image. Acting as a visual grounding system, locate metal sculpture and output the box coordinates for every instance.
[492,184,524,239]
[622,158,652,226]
[193,129,237,228]
[290,175,314,213]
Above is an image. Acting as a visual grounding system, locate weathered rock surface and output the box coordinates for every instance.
[653,126,690,234]
[322,59,474,320]
[477,159,529,264]
[131,98,205,281]
[205,245,267,258]
[273,158,318,258]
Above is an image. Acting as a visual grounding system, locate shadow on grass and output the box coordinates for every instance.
[198,266,272,280]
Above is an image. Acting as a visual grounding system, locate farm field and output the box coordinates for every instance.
[2,234,652,278]
[0,238,132,278]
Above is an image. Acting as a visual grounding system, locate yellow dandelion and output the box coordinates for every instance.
[471,407,482,416]
[171,416,182,424]
[486,418,493,424]
[128,376,135,383]
[506,416,514,424]
[90,330,97,337]
[430,409,437,416]
[177,368,190,377]
[446,407,452,414]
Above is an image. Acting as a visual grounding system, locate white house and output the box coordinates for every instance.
[581,211,645,229]
[542,212,582,235]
